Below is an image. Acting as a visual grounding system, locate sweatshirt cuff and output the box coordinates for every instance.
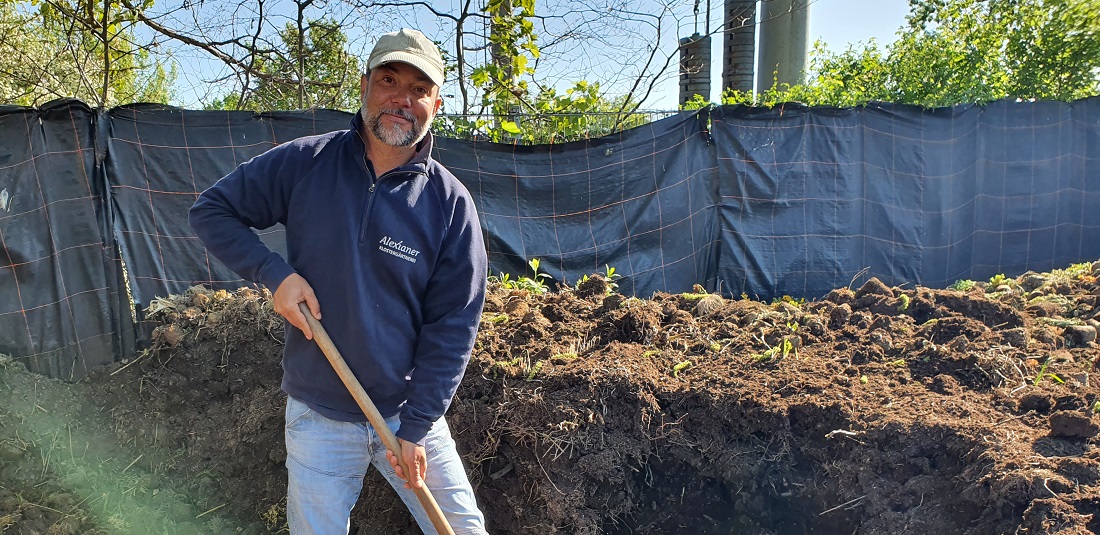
[396,420,431,446]
[257,254,296,292]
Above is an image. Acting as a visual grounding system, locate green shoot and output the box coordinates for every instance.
[988,273,1008,287]
[672,360,692,377]
[604,265,621,292]
[486,314,509,324]
[1032,357,1064,386]
[949,279,975,292]
[525,360,544,381]
[771,295,806,306]
[897,294,910,312]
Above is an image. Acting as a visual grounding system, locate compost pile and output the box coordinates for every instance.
[2,262,1099,534]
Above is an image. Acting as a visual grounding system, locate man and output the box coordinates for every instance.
[189,28,489,535]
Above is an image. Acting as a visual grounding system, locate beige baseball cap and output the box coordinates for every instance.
[367,29,445,87]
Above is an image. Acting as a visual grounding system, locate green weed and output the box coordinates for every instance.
[771,295,806,306]
[1032,357,1064,386]
[550,352,578,363]
[526,360,544,381]
[949,279,975,292]
[672,360,692,377]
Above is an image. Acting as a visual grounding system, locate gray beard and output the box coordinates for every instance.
[366,108,428,148]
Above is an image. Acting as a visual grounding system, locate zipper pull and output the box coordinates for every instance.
[369,184,376,193]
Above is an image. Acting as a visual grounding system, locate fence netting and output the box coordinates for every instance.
[1,97,1098,378]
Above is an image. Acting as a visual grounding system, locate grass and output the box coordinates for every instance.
[1032,357,1065,386]
[550,352,578,363]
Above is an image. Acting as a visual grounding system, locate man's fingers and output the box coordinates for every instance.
[274,274,320,339]
[305,291,321,320]
[289,307,314,340]
[411,456,424,488]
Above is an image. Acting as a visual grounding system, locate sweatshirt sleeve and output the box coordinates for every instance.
[397,191,487,444]
[188,141,305,291]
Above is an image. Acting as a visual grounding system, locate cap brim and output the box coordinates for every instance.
[368,52,444,87]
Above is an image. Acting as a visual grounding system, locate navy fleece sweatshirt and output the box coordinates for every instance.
[189,113,487,444]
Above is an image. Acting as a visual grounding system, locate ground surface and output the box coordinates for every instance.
[2,262,1099,534]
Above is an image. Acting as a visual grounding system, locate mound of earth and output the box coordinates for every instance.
[2,262,1099,534]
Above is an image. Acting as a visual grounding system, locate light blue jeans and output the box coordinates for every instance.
[284,396,487,534]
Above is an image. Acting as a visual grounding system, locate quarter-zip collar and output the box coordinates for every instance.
[351,109,435,182]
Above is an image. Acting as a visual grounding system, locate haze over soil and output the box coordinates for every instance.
[2,261,1099,534]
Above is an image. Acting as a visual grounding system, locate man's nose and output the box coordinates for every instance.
[391,90,413,107]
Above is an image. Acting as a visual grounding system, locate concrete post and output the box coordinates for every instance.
[756,0,810,94]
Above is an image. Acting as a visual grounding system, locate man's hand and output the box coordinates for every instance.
[386,438,426,489]
[273,273,321,340]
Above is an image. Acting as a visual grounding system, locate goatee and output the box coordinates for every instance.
[366,108,429,147]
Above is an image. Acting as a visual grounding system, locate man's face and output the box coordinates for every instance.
[360,62,442,148]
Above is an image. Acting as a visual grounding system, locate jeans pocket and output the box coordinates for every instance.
[285,396,314,429]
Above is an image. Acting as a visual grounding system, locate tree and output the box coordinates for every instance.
[206,18,361,111]
[720,0,1100,108]
[0,0,174,107]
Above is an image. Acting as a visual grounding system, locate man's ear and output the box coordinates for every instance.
[360,72,369,97]
[433,96,442,115]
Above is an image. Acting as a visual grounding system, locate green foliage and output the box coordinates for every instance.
[679,94,711,111]
[525,359,544,381]
[897,294,911,312]
[550,352,577,363]
[437,81,650,143]
[574,265,620,295]
[603,265,621,292]
[1033,357,1065,386]
[207,19,360,111]
[470,0,538,118]
[488,258,553,294]
[988,273,1009,287]
[486,314,510,324]
[771,295,806,307]
[0,0,174,107]
[949,279,976,292]
[754,337,796,362]
[726,0,1100,108]
[672,360,692,377]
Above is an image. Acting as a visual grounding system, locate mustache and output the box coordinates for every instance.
[379,108,416,123]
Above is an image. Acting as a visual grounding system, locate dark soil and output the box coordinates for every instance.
[2,262,1100,534]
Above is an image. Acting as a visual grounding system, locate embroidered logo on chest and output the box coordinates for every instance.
[378,236,420,264]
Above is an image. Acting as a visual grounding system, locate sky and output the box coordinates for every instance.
[659,0,912,109]
[159,0,914,111]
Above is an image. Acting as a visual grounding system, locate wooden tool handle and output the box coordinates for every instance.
[298,303,456,535]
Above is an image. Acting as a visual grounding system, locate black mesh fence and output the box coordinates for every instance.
[1,97,1098,378]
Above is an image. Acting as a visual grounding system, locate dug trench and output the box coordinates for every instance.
[1,262,1099,534]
